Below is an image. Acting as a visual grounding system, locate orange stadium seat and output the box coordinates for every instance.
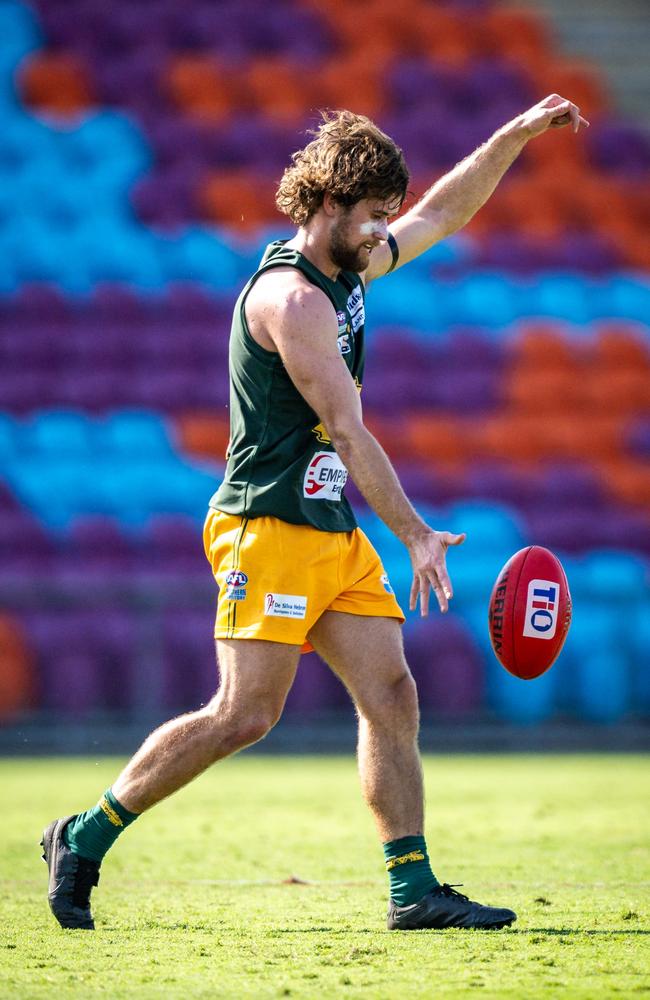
[581,368,650,416]
[412,7,475,65]
[473,414,543,463]
[0,614,36,720]
[164,56,246,121]
[526,60,609,120]
[592,324,650,370]
[505,368,585,414]
[19,53,95,116]
[480,7,551,63]
[596,459,650,510]
[318,52,388,119]
[520,125,588,174]
[199,170,277,231]
[404,413,468,467]
[511,323,582,368]
[245,58,319,124]
[468,174,567,239]
[175,413,230,461]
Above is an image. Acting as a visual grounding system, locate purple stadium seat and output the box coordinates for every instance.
[446,328,504,368]
[627,419,650,459]
[284,651,350,714]
[370,328,437,372]
[67,516,138,569]
[131,171,198,230]
[404,616,483,713]
[51,368,128,411]
[464,463,538,508]
[146,116,208,170]
[90,284,150,324]
[145,515,205,572]
[164,284,232,324]
[11,284,72,322]
[0,372,54,413]
[466,60,535,107]
[588,121,650,177]
[162,609,217,710]
[0,509,55,564]
[539,463,604,505]
[124,368,204,410]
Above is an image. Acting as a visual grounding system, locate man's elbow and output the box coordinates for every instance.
[328,416,367,459]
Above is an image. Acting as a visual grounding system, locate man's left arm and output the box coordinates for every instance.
[366,94,589,282]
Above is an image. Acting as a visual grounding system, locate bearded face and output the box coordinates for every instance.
[328,206,375,273]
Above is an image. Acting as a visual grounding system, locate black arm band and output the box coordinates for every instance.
[386,232,399,273]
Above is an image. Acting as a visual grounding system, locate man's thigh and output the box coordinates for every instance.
[215,638,301,715]
[307,612,411,713]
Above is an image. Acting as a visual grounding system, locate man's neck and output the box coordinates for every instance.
[285,228,339,281]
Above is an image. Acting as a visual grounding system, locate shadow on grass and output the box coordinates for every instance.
[513,928,650,937]
[267,927,650,937]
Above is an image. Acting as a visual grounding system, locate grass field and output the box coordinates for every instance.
[1,754,648,999]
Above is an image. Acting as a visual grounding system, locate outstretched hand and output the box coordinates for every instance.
[408,529,466,616]
[519,93,590,138]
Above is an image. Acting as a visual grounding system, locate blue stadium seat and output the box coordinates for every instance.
[485,652,558,723]
[453,273,521,328]
[365,273,445,334]
[528,273,592,325]
[95,411,174,457]
[0,1,41,75]
[574,648,630,723]
[160,229,243,290]
[25,410,94,457]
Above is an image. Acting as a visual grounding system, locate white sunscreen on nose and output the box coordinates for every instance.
[359,222,375,236]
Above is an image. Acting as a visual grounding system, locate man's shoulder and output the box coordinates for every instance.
[247,266,332,319]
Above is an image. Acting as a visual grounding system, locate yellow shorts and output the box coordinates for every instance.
[203,509,404,649]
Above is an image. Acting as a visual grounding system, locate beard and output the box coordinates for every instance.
[329,216,369,273]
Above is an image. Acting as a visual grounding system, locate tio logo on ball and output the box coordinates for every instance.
[522,578,559,640]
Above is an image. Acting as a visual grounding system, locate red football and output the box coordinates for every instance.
[488,546,572,680]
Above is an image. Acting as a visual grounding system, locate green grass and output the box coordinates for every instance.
[1,754,649,999]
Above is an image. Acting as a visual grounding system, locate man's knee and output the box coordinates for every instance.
[205,696,284,755]
[359,670,419,734]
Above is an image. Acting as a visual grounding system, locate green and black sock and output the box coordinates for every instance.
[383,835,439,906]
[64,788,138,864]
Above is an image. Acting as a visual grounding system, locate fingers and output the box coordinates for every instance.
[410,570,450,616]
[543,97,589,133]
[430,573,448,615]
[409,575,419,613]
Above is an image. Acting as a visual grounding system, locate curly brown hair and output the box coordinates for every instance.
[276,110,409,226]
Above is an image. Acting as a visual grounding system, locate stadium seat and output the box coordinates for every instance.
[19,52,95,116]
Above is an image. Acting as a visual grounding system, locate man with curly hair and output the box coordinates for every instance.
[43,96,587,932]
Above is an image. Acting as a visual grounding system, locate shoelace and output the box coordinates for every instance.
[72,857,100,909]
[437,883,471,903]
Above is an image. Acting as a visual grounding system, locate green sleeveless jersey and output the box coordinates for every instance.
[210,241,366,531]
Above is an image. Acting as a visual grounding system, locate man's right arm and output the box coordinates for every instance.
[251,273,465,614]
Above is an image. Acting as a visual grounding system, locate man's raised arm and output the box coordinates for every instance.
[366,94,589,282]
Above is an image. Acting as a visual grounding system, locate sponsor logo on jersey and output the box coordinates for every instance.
[264,593,308,619]
[337,332,351,355]
[380,572,394,595]
[347,285,363,315]
[523,579,559,639]
[336,310,347,332]
[224,569,248,601]
[303,451,348,500]
[347,285,365,332]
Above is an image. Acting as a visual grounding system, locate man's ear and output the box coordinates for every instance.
[322,192,339,218]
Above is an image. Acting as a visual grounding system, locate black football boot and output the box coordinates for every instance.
[387,883,516,930]
[41,816,100,930]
